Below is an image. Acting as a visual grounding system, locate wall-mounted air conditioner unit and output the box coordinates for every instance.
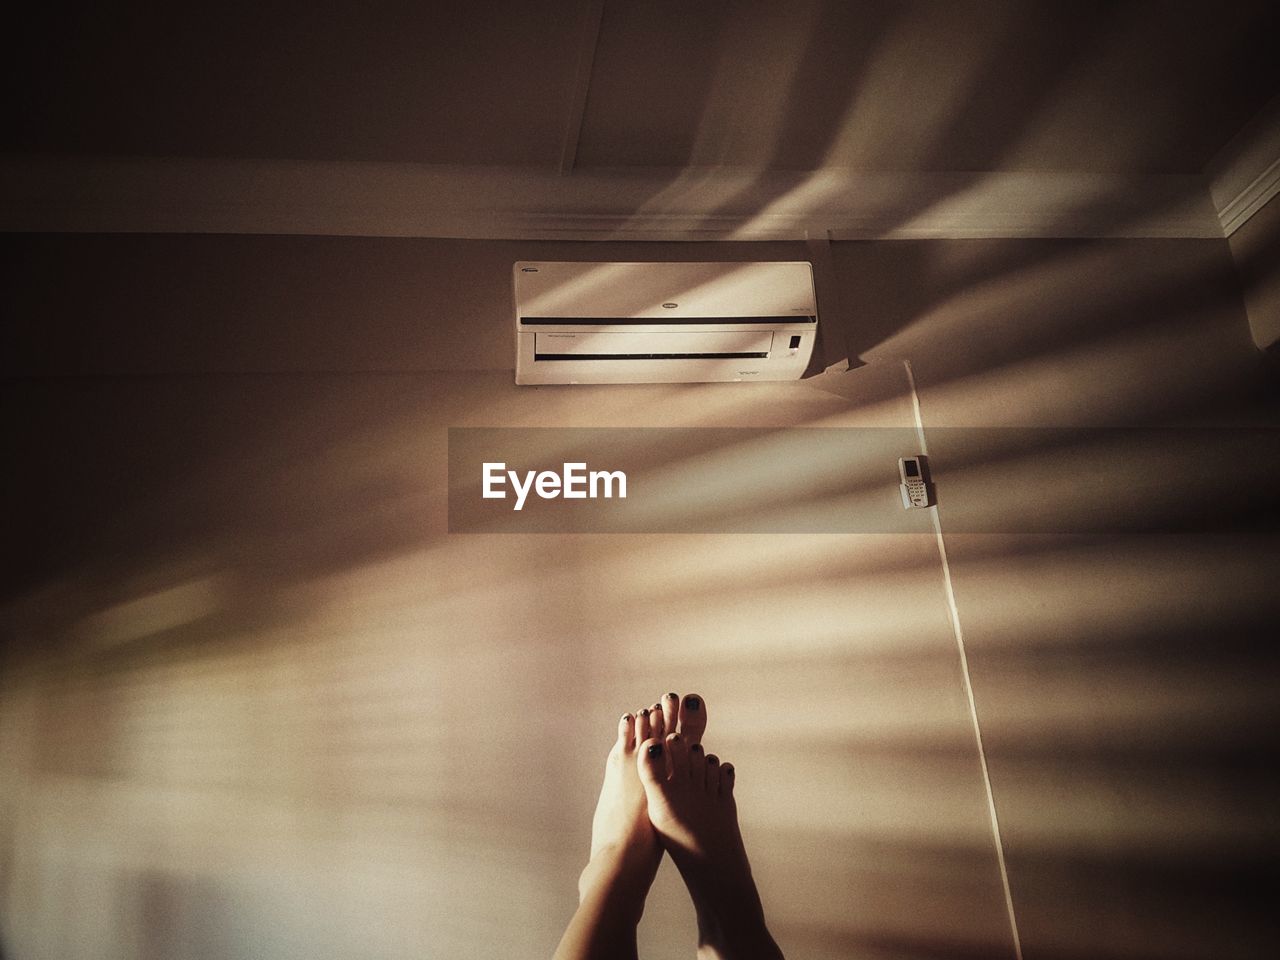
[514,261,817,384]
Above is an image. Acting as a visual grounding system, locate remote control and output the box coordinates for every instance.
[899,456,930,508]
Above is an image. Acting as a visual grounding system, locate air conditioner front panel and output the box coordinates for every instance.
[515,261,816,321]
[513,261,818,384]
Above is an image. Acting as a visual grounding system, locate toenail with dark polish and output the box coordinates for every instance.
[691,744,703,753]
[667,692,679,700]
[669,733,680,741]
[686,696,701,710]
[706,755,719,764]
[647,743,663,758]
[726,768,735,778]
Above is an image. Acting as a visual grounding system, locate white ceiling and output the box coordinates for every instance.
[3,0,1278,239]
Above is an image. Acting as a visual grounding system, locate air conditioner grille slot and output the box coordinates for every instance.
[533,331,773,360]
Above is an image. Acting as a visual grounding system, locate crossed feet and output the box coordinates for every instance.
[560,692,784,960]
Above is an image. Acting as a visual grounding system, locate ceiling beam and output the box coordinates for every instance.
[0,157,1222,241]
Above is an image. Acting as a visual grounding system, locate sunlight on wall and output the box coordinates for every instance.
[2,232,1275,960]
[1,362,1017,960]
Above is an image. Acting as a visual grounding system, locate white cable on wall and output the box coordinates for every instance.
[903,359,1025,960]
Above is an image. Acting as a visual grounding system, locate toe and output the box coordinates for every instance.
[719,761,735,798]
[649,703,665,739]
[666,732,690,782]
[618,713,635,752]
[677,693,707,745]
[661,692,680,735]
[637,737,668,794]
[704,753,721,793]
[688,741,708,789]
[635,708,651,744]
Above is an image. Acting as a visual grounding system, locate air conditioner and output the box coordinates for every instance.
[514,261,818,384]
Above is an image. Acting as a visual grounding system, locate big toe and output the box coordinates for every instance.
[677,693,707,745]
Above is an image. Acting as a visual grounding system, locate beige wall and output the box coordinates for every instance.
[2,233,1277,959]
[828,236,1279,959]
[1226,193,1280,351]
[1,236,1016,960]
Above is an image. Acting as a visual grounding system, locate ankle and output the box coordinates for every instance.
[595,835,658,871]
[579,840,659,904]
[696,919,784,960]
[673,853,779,958]
[669,844,754,899]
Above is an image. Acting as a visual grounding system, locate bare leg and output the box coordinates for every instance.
[553,693,711,960]
[554,710,662,960]
[638,732,785,960]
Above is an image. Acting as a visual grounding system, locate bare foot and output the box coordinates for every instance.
[584,711,661,884]
[587,691,704,864]
[557,694,714,959]
[556,711,665,960]
[638,731,784,960]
